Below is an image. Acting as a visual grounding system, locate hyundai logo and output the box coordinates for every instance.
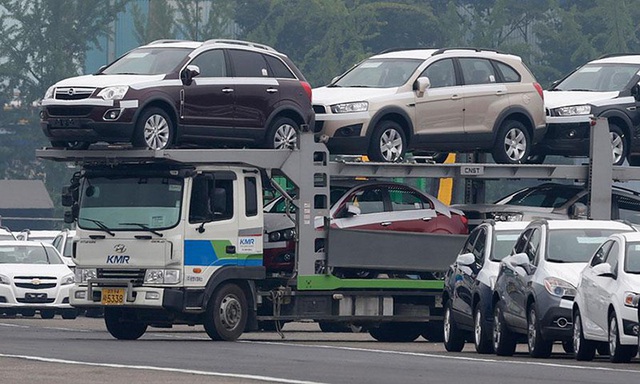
[114,244,127,253]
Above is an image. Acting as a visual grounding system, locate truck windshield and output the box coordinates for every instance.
[101,47,192,75]
[78,176,183,231]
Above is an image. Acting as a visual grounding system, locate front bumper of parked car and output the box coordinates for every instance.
[535,115,593,156]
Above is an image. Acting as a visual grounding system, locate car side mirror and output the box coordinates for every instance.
[346,204,361,217]
[181,64,201,86]
[569,202,588,219]
[414,77,431,95]
[456,252,475,266]
[632,83,640,102]
[508,252,532,275]
[592,263,616,278]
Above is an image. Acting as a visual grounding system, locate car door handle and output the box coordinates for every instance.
[222,88,234,93]
[380,222,392,227]
[496,90,507,95]
[266,88,279,93]
[451,94,461,100]
[421,217,433,221]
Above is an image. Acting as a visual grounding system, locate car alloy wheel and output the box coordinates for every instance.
[143,114,171,149]
[273,123,298,149]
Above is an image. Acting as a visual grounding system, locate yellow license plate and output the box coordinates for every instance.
[101,288,125,305]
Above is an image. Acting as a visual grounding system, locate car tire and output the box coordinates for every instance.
[492,119,531,164]
[133,107,174,150]
[443,301,465,351]
[40,309,56,319]
[51,141,90,150]
[21,309,36,317]
[573,310,596,361]
[493,302,516,356]
[474,304,493,354]
[367,120,407,162]
[610,123,627,166]
[265,117,299,149]
[104,308,147,340]
[368,322,422,342]
[527,305,553,358]
[203,283,248,341]
[61,309,78,320]
[608,311,637,363]
[525,154,546,164]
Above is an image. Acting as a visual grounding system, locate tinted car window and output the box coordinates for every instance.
[190,49,227,77]
[422,59,456,88]
[615,194,640,223]
[462,228,481,254]
[473,227,487,265]
[624,242,640,273]
[495,61,521,82]
[459,58,496,85]
[547,229,620,263]
[604,241,620,271]
[496,185,580,207]
[389,186,433,211]
[264,55,295,79]
[490,231,522,261]
[346,187,385,214]
[553,63,640,92]
[591,241,612,266]
[229,49,269,77]
[102,48,192,75]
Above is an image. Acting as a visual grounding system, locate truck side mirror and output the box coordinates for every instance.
[61,186,75,207]
[181,65,201,86]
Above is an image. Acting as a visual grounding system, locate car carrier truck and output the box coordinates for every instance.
[36,119,627,342]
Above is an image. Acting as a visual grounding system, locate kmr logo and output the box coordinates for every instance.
[106,255,130,264]
[239,238,255,246]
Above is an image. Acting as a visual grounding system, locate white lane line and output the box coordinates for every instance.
[0,353,328,384]
[0,322,91,332]
[241,341,640,374]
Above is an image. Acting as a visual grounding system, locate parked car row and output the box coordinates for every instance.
[443,218,640,364]
[39,39,640,166]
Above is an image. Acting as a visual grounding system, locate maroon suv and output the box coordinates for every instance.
[40,39,314,150]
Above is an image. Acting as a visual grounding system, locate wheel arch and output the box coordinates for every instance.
[492,106,536,146]
[135,97,179,141]
[600,110,632,148]
[263,106,307,141]
[367,106,414,146]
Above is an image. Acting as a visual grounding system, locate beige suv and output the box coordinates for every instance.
[313,48,546,163]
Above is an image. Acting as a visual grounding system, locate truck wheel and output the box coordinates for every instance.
[608,311,637,363]
[367,120,406,162]
[492,119,530,164]
[104,308,147,340]
[573,309,596,361]
[40,309,55,319]
[443,301,465,351]
[133,107,174,150]
[493,302,516,356]
[203,283,248,341]
[527,305,552,358]
[265,117,299,149]
[369,322,422,342]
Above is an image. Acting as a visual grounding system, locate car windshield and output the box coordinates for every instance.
[495,185,580,208]
[333,58,423,88]
[0,245,63,264]
[490,231,522,261]
[101,47,192,75]
[625,242,640,273]
[546,229,623,263]
[78,175,183,231]
[552,63,640,92]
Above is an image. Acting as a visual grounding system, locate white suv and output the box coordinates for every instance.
[573,231,640,363]
[313,48,546,163]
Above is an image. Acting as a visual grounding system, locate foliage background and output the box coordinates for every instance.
[1,0,638,226]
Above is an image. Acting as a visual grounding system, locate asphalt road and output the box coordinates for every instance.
[0,316,639,384]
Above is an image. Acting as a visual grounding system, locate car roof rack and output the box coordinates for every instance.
[202,39,276,52]
[432,47,504,56]
[147,39,190,45]
[597,53,640,59]
[377,47,435,55]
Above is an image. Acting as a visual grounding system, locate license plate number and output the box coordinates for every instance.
[101,288,125,305]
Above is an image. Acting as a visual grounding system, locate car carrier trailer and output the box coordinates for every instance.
[35,118,630,342]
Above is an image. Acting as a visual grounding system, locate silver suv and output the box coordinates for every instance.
[313,48,546,163]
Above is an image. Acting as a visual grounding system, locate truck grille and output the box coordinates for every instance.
[55,87,96,100]
[97,268,146,283]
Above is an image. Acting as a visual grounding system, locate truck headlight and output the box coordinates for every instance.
[330,101,368,114]
[61,273,75,286]
[544,277,577,298]
[145,269,180,284]
[44,86,55,100]
[554,105,591,116]
[624,291,640,308]
[97,86,129,100]
[75,268,97,283]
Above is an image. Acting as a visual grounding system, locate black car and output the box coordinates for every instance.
[443,220,528,353]
[40,39,314,150]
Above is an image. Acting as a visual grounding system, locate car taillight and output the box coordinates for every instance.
[300,81,312,101]
[533,82,544,100]
[459,215,469,231]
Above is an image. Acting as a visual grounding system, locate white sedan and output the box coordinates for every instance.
[573,232,640,363]
[0,241,77,319]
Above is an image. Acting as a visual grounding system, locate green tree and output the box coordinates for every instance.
[173,0,236,41]
[132,0,176,44]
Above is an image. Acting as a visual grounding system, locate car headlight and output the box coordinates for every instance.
[44,86,55,100]
[268,228,296,242]
[144,269,180,284]
[624,291,640,308]
[75,268,97,284]
[97,86,129,100]
[553,105,591,116]
[330,101,369,114]
[61,273,75,286]
[543,277,577,298]
[488,212,523,222]
[0,274,9,285]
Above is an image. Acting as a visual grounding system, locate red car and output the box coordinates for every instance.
[263,180,468,272]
